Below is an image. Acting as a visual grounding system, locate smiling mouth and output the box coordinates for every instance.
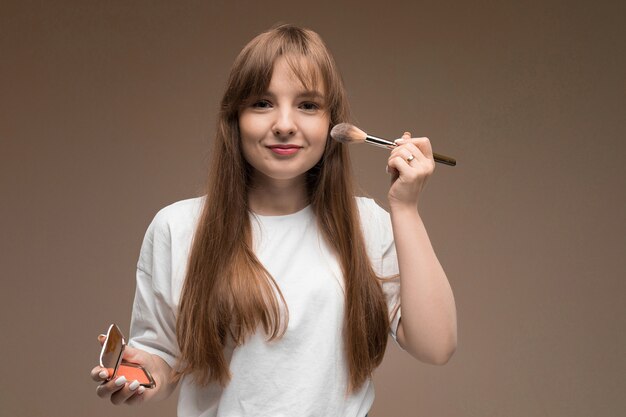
[267,145,302,156]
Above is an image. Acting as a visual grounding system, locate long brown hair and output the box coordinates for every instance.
[176,23,390,392]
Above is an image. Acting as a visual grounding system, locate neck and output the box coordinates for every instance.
[248,174,309,216]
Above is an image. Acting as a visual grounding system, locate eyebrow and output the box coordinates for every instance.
[297,91,325,100]
[261,90,325,101]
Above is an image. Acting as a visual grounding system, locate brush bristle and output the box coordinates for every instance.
[330,123,367,144]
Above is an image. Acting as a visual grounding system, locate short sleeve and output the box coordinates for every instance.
[128,210,180,368]
[357,198,402,345]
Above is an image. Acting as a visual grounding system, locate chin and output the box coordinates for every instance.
[254,163,315,183]
[267,171,308,181]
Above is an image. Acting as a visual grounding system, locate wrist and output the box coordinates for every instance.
[148,354,177,401]
[389,201,420,216]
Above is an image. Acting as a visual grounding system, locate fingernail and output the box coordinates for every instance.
[114,376,127,386]
[137,386,146,394]
[99,370,108,379]
[129,380,140,391]
[385,165,389,174]
[403,131,411,136]
[98,334,106,338]
[394,138,405,144]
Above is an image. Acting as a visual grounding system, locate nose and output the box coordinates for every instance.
[272,108,297,138]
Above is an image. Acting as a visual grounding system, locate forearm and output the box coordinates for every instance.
[390,204,457,364]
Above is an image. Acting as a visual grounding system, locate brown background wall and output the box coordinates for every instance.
[1,1,624,416]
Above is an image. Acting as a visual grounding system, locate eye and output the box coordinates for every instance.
[251,99,272,109]
[299,101,321,111]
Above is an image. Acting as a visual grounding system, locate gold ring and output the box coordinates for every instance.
[406,154,415,163]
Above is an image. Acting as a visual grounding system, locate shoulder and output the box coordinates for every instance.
[354,196,382,212]
[137,196,205,272]
[354,196,389,224]
[149,196,205,235]
[152,195,205,223]
[354,196,393,250]
[139,196,205,250]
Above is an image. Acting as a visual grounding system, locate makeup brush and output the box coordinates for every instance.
[330,123,456,166]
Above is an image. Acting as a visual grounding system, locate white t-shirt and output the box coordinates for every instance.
[129,196,401,417]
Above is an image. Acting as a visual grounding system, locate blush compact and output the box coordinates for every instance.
[99,323,156,388]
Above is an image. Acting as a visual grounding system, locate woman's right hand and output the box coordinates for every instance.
[91,334,168,405]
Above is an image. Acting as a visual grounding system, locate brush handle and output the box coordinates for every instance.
[432,152,457,166]
[365,135,457,167]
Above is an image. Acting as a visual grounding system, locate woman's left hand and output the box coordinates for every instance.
[387,131,435,210]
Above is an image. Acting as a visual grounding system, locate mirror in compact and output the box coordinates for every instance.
[99,323,156,388]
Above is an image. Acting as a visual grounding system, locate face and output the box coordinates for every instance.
[238,56,330,185]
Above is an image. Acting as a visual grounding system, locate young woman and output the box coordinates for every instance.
[91,24,456,416]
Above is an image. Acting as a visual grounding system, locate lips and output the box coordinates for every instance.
[267,144,302,156]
